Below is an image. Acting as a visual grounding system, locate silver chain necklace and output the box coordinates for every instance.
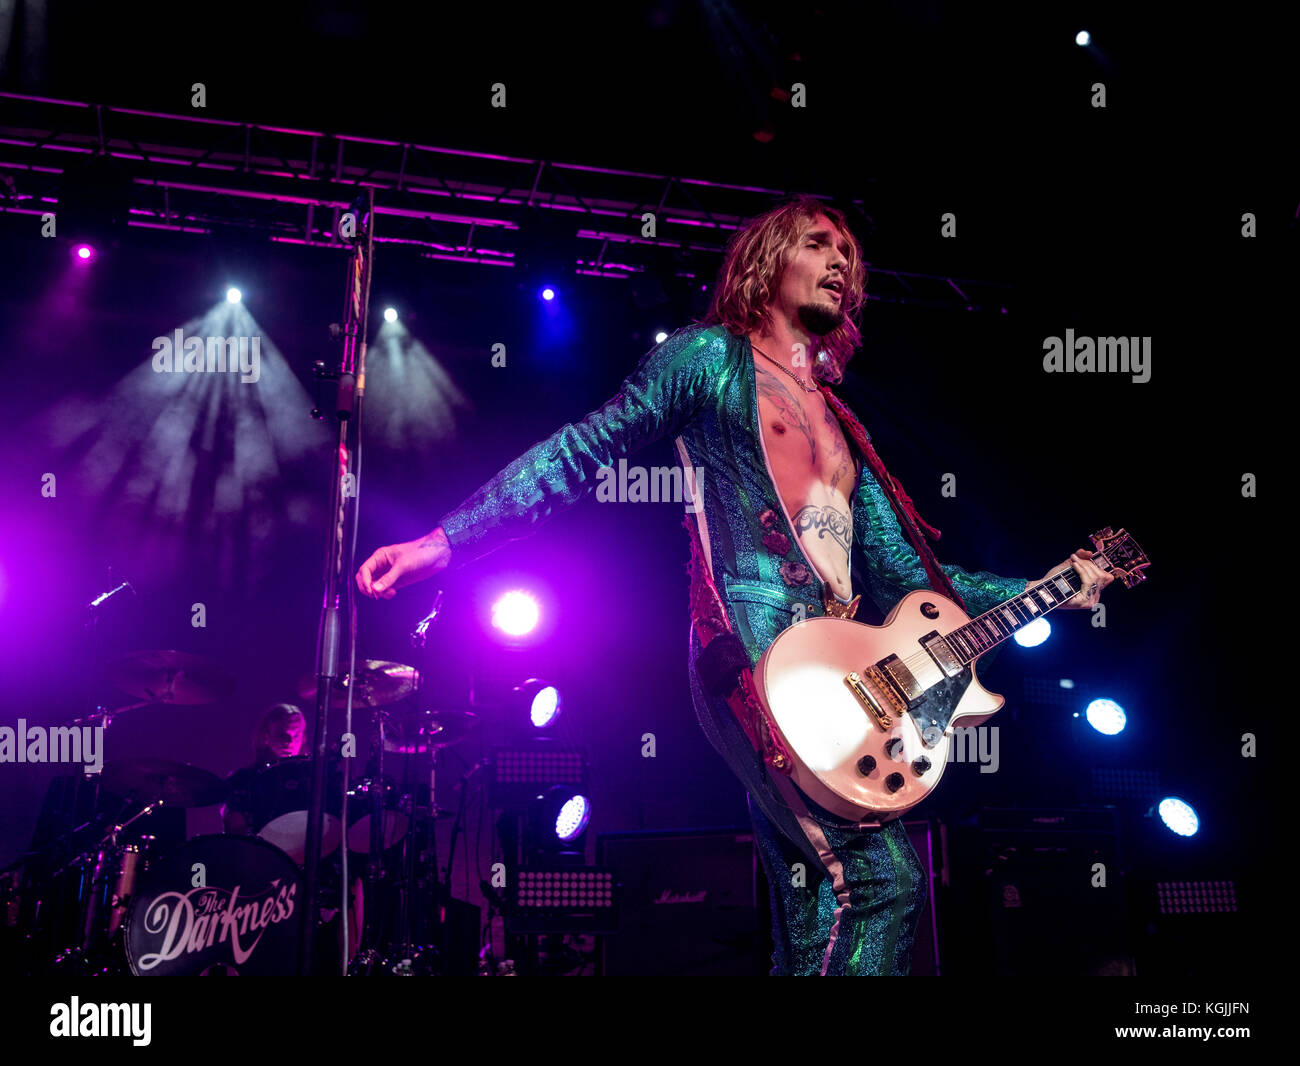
[752,344,818,393]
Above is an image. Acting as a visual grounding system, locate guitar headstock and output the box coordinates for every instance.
[1089,526,1150,589]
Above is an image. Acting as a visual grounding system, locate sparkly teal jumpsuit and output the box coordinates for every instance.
[438,324,1028,975]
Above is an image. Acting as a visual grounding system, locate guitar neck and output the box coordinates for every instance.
[942,551,1117,664]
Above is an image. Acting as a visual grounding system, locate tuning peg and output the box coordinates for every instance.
[1089,526,1115,552]
[1117,565,1147,589]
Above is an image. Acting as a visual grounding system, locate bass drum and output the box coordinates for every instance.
[125,835,301,976]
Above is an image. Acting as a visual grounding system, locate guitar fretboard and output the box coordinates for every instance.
[943,552,1115,664]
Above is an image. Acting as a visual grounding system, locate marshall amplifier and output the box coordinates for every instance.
[597,827,764,976]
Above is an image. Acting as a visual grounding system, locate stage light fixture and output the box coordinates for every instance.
[1085,698,1126,735]
[654,331,668,343]
[514,679,562,728]
[540,287,555,302]
[554,793,590,842]
[532,785,590,847]
[384,307,398,322]
[489,746,588,807]
[1013,617,1050,648]
[1156,797,1199,837]
[492,589,541,637]
[506,866,618,933]
[226,287,242,304]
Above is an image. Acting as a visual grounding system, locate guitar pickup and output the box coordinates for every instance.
[845,672,893,730]
[879,653,923,703]
[920,632,963,678]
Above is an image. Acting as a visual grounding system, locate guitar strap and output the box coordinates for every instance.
[683,514,793,774]
[819,385,969,614]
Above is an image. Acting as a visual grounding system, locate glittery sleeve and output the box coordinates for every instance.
[856,464,1028,620]
[437,325,728,567]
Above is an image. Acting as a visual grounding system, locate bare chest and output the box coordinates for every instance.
[755,368,859,506]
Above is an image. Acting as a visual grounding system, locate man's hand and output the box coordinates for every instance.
[356,527,452,599]
[1041,548,1120,610]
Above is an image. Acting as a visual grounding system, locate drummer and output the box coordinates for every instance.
[220,703,305,834]
[220,703,362,968]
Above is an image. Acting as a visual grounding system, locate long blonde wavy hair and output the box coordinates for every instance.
[702,197,867,385]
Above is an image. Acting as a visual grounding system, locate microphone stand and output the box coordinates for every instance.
[299,188,375,977]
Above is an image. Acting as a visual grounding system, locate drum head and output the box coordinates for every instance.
[258,811,341,865]
[247,757,343,864]
[125,835,301,976]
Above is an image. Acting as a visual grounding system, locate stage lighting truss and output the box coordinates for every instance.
[0,93,1013,313]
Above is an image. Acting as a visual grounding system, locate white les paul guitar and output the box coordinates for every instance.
[753,527,1150,823]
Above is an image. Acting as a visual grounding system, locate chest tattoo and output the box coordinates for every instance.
[757,366,817,462]
[792,504,852,554]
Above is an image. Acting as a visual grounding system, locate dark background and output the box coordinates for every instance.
[0,0,1285,974]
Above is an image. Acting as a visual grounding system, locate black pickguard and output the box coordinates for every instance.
[904,665,974,746]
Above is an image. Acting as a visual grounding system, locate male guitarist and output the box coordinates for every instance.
[356,198,1118,976]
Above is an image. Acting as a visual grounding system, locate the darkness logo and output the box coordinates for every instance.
[127,836,300,976]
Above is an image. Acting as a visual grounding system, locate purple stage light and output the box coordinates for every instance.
[73,243,96,263]
[555,795,590,842]
[530,685,561,728]
[540,287,555,301]
[491,589,541,636]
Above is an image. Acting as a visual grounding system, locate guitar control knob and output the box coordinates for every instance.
[885,772,905,793]
[912,756,932,776]
[884,737,904,760]
[856,755,877,776]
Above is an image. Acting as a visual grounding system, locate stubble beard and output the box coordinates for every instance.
[797,300,845,337]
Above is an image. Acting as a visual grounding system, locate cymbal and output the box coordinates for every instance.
[108,650,235,706]
[99,757,228,808]
[297,660,419,709]
[383,708,477,754]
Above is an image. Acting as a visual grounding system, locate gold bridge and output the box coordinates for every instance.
[845,667,906,730]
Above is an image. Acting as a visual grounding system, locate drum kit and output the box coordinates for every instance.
[1,650,478,977]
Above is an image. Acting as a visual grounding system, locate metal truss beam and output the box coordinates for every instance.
[0,92,1011,311]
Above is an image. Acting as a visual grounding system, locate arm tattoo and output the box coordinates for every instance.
[756,366,817,462]
[792,504,853,554]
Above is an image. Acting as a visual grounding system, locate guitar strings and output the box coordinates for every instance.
[888,558,1106,678]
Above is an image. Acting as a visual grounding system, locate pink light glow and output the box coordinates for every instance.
[491,590,541,636]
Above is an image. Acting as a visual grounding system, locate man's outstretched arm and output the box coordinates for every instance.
[357,325,729,599]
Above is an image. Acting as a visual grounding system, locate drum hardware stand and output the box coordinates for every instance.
[387,747,439,975]
[302,186,375,977]
[351,699,442,975]
[48,799,161,974]
[385,600,456,975]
